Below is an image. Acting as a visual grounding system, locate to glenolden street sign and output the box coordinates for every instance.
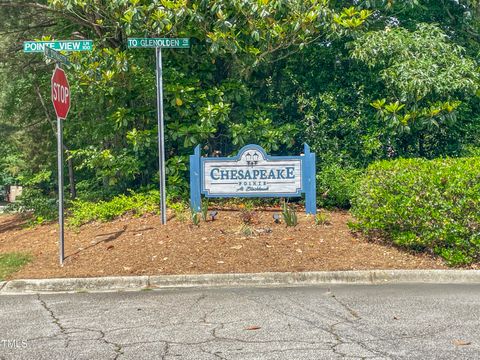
[127,37,190,225]
[44,46,71,67]
[127,38,190,48]
[23,40,93,53]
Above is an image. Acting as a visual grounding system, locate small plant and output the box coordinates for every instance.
[201,200,209,221]
[170,202,188,222]
[315,211,332,226]
[239,209,257,225]
[190,208,200,226]
[282,201,298,227]
[240,224,254,237]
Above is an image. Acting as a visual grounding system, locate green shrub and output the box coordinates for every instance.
[69,190,160,227]
[351,157,480,266]
[317,164,363,209]
[5,170,57,223]
[6,188,57,223]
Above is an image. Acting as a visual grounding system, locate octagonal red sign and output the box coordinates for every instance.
[51,67,70,119]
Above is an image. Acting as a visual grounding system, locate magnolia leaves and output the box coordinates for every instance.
[370,99,462,134]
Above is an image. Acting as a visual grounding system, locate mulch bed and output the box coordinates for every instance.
[0,209,449,280]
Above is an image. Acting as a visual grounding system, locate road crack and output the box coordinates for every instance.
[36,296,124,359]
[329,292,360,320]
[37,294,70,348]
[95,328,124,360]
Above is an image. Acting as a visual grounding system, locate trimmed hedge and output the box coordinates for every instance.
[351,157,480,266]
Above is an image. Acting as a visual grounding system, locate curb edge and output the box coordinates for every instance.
[1,270,480,295]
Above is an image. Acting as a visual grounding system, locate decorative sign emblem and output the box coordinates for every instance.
[190,144,316,214]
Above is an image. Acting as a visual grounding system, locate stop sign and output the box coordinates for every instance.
[51,67,70,119]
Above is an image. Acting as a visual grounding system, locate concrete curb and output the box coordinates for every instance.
[1,270,480,294]
[1,276,149,294]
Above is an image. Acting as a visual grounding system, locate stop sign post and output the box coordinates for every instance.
[23,40,91,267]
[51,65,70,265]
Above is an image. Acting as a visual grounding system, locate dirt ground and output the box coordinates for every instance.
[0,209,450,280]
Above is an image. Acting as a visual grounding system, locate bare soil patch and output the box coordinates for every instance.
[0,210,448,280]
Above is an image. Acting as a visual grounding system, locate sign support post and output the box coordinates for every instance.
[24,40,91,265]
[127,37,190,224]
[56,104,65,265]
[155,48,167,225]
[51,64,71,265]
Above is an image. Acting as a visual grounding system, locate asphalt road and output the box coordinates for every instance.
[0,284,479,360]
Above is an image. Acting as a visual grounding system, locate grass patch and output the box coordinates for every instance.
[0,253,32,280]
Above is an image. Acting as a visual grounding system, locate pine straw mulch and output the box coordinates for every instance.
[0,209,449,280]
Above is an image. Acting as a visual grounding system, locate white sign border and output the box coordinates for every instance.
[201,145,304,198]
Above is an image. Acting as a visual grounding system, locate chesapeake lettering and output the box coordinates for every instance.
[210,167,295,181]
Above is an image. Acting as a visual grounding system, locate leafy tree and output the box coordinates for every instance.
[0,0,478,214]
[351,23,479,157]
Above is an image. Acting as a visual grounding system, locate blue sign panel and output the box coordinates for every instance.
[190,144,316,214]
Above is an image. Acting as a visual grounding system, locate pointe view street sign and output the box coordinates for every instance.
[127,38,190,49]
[44,46,71,67]
[190,144,317,214]
[23,40,93,53]
[51,67,70,120]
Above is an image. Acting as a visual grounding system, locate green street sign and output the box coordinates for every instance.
[127,36,190,224]
[23,40,93,53]
[127,38,190,49]
[44,46,71,67]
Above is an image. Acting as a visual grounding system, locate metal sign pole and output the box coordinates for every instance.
[57,111,65,265]
[127,37,190,225]
[155,47,167,224]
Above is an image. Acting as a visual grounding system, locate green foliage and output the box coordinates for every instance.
[6,188,57,224]
[333,6,372,30]
[352,24,478,100]
[201,200,209,222]
[6,169,57,223]
[317,164,363,209]
[0,252,32,281]
[282,201,298,227]
[240,224,253,237]
[190,208,200,226]
[314,210,332,226]
[169,201,188,222]
[351,157,480,266]
[1,0,480,227]
[69,190,159,227]
[351,23,479,155]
